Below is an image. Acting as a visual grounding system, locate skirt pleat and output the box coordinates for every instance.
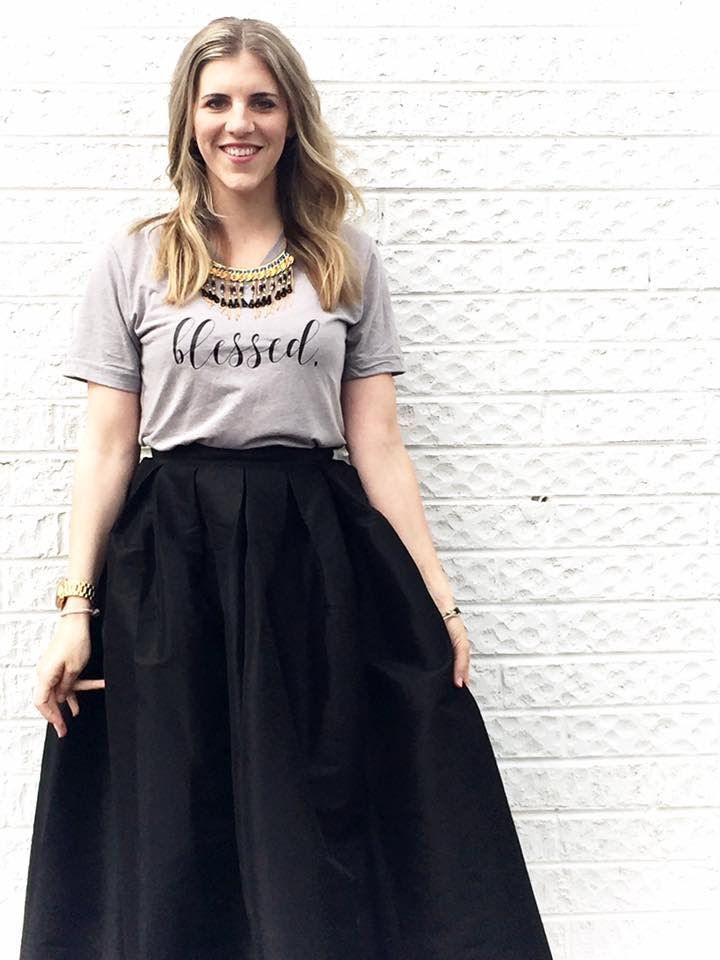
[19,442,554,960]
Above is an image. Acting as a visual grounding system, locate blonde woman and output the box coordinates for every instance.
[20,17,554,960]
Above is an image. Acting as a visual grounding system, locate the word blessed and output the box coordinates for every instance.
[172,316,321,369]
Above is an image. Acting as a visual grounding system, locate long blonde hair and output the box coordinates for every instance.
[128,17,367,312]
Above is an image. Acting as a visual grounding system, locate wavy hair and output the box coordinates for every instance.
[127,17,367,312]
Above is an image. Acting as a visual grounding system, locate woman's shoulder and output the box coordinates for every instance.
[108,215,166,255]
[339,220,376,266]
[94,215,167,278]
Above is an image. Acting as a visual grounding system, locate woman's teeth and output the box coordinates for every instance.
[221,146,261,157]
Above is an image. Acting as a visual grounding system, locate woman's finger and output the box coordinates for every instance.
[33,677,66,737]
[66,691,80,717]
[453,639,470,687]
[445,620,471,687]
[72,678,105,691]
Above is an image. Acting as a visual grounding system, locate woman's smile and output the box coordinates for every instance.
[220,144,263,164]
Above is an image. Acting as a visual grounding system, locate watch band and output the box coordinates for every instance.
[55,576,96,610]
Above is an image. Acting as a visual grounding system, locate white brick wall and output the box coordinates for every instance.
[1,3,719,958]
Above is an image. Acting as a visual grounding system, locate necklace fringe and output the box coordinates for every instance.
[200,249,295,321]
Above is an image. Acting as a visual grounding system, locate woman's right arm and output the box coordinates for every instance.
[33,382,141,738]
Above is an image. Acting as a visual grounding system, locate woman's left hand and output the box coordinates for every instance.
[445,616,471,688]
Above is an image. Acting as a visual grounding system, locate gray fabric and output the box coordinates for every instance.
[62,220,405,450]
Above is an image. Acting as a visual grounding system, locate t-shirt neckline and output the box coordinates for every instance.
[213,229,285,270]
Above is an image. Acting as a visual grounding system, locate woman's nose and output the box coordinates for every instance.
[225,102,255,134]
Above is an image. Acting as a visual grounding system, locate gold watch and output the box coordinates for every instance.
[55,576,96,610]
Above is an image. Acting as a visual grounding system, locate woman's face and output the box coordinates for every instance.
[192,50,293,205]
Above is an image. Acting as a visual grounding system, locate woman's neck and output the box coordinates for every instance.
[208,220,284,268]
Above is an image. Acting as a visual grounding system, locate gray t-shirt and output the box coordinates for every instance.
[62,219,406,450]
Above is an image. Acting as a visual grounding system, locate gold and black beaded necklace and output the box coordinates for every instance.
[199,247,295,322]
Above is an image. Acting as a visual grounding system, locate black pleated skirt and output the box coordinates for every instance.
[19,442,554,960]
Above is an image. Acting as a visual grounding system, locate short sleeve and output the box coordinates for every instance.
[61,239,141,393]
[341,237,406,381]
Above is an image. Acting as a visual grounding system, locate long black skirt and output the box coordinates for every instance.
[20,442,554,960]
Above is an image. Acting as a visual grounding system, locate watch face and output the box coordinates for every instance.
[55,578,68,608]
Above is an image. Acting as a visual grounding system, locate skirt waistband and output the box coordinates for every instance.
[149,442,336,464]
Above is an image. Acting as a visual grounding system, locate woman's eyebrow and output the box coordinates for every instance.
[200,91,278,100]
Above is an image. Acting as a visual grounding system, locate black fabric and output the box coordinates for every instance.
[19,442,554,960]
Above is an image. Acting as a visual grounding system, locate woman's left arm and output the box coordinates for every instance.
[341,373,471,688]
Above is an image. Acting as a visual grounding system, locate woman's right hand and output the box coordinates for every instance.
[33,613,105,738]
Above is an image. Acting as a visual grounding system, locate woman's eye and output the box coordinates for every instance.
[205,98,276,109]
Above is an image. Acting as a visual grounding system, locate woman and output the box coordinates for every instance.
[20,17,554,960]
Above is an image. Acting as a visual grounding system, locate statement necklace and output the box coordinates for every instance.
[200,247,295,321]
